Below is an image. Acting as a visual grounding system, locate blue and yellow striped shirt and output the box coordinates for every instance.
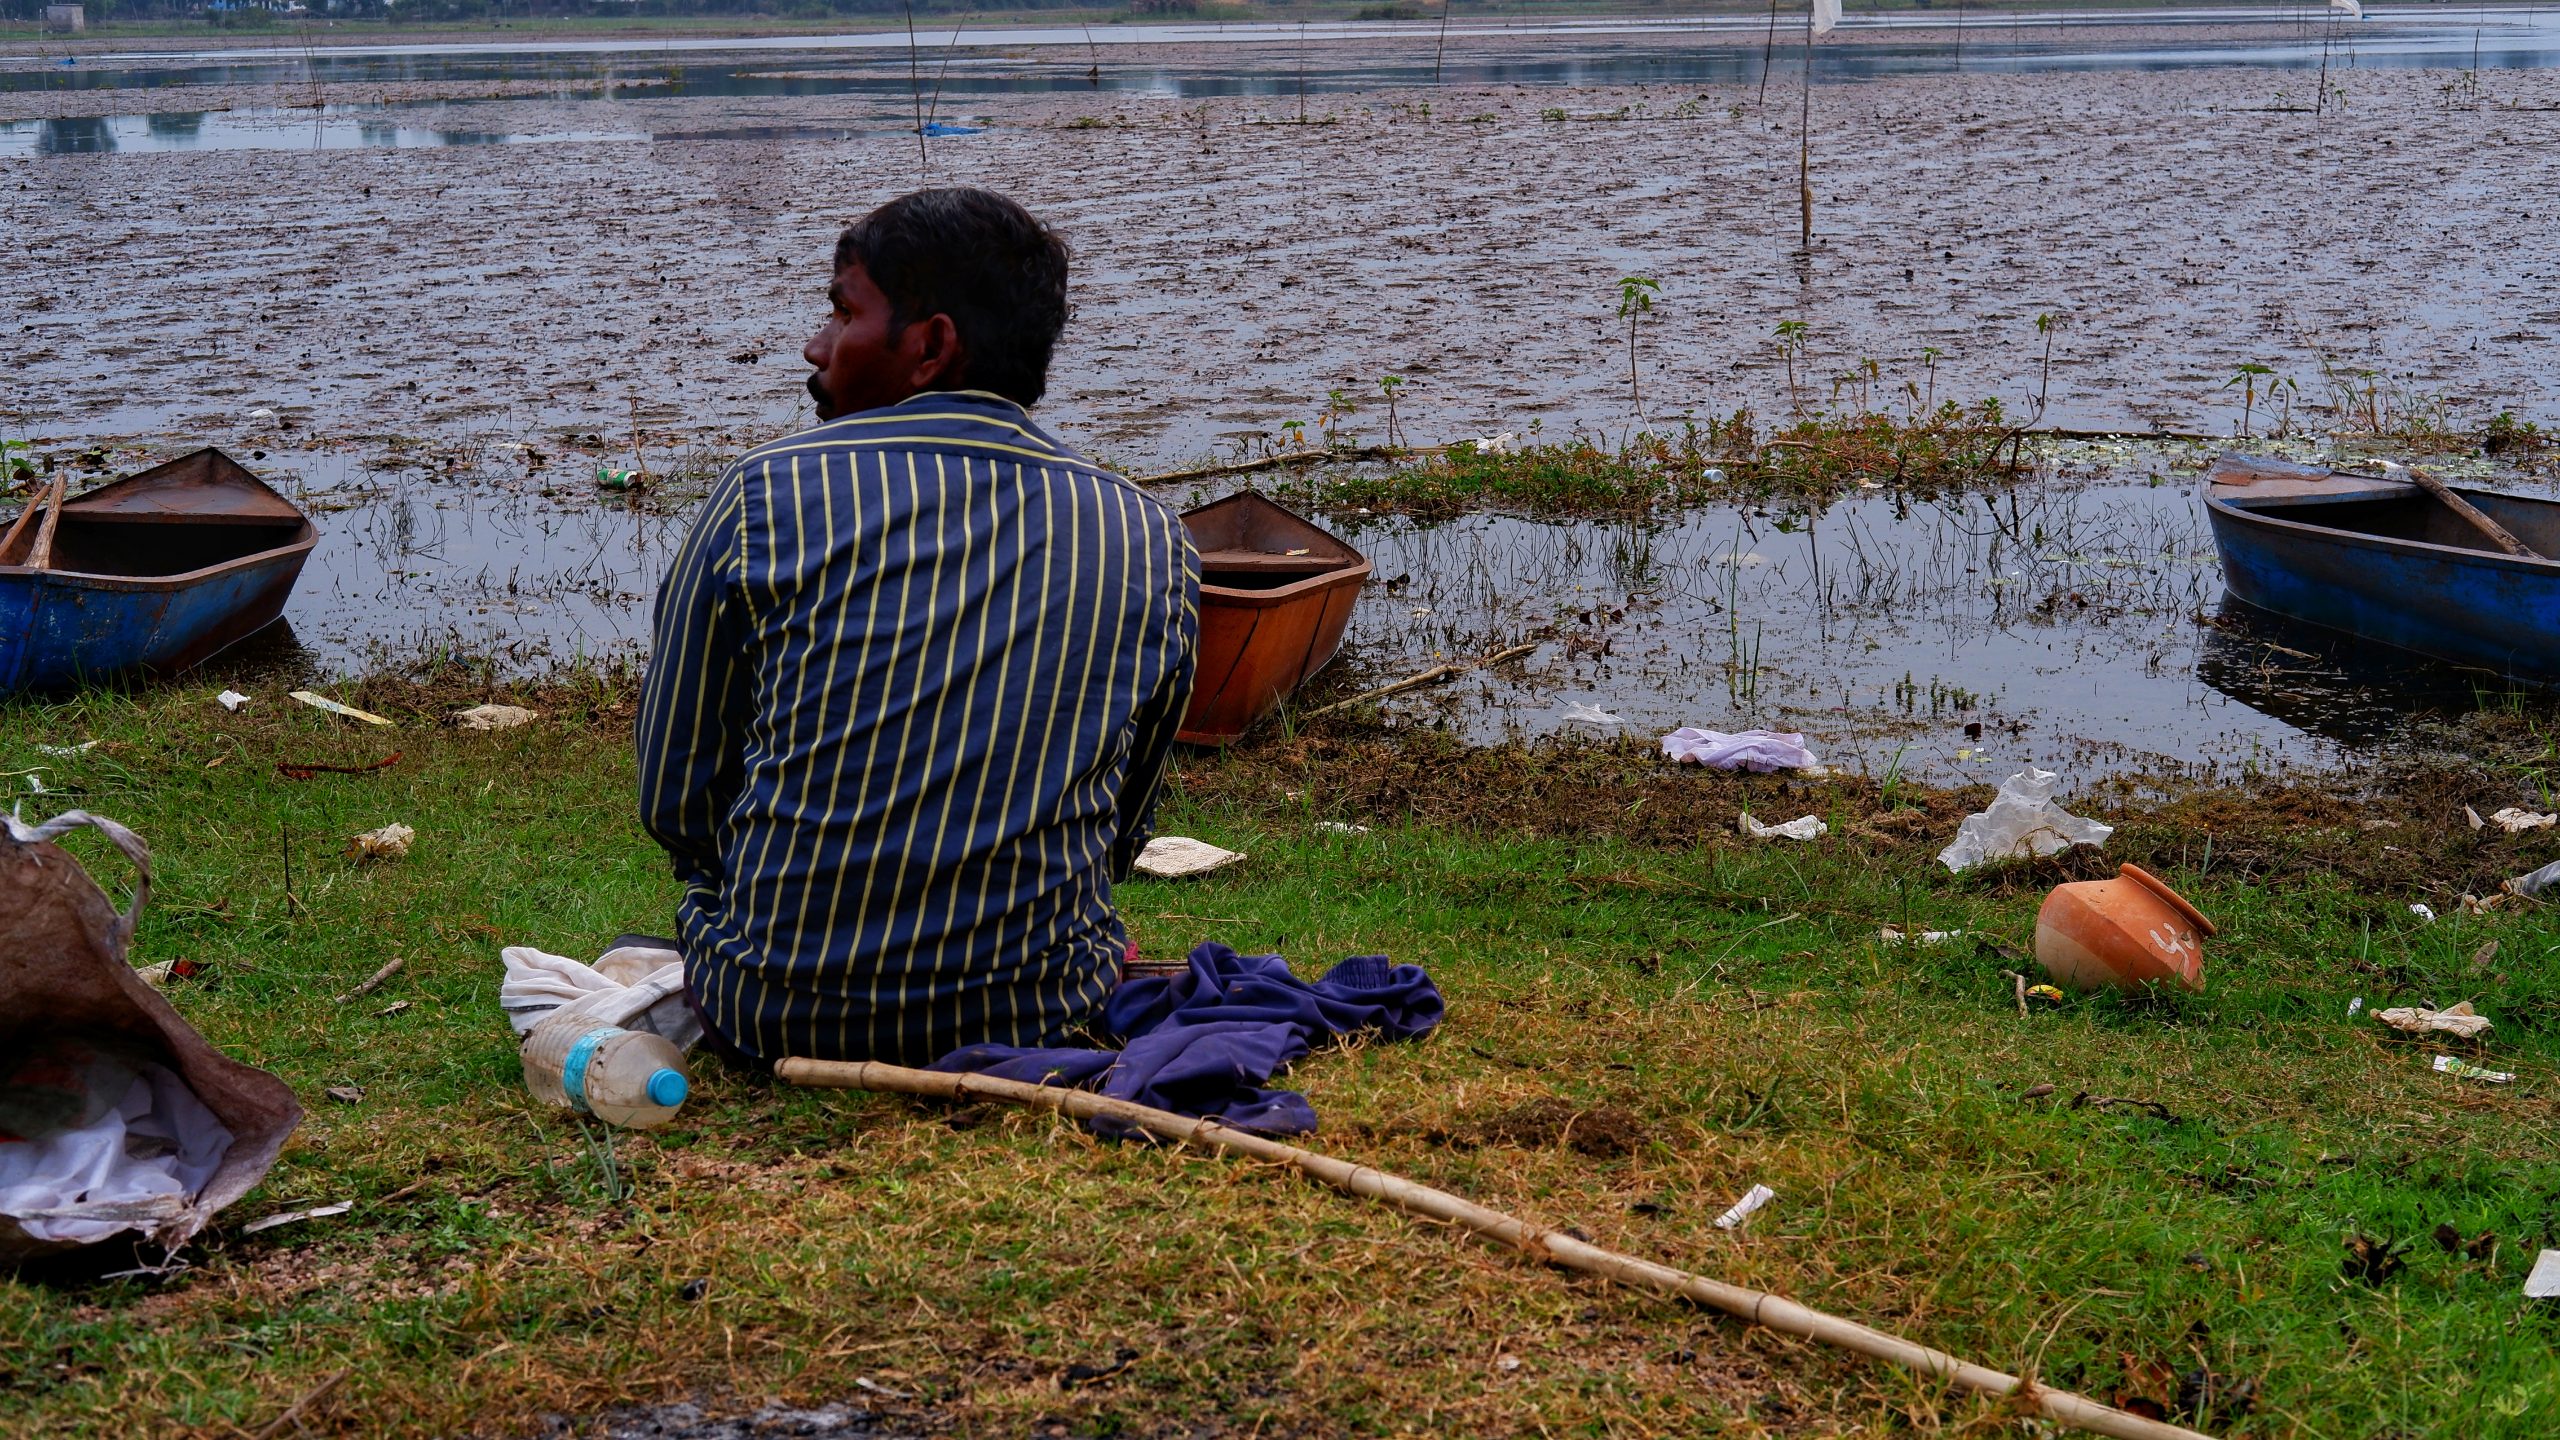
[636,391,1200,1064]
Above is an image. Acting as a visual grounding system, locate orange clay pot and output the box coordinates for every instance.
[2033,863,2216,994]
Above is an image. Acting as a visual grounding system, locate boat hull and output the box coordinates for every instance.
[1180,569,1367,745]
[0,551,308,692]
[1,449,316,694]
[1177,493,1371,745]
[2203,460,2560,680]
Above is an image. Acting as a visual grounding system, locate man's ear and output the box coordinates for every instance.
[906,313,965,391]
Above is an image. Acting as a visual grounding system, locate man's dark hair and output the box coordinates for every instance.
[834,187,1071,408]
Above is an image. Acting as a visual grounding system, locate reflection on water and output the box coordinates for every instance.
[2191,598,2520,747]
[0,108,644,155]
[7,8,2560,154]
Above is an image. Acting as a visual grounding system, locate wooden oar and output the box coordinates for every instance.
[0,476,62,566]
[27,475,68,570]
[778,1058,2219,1440]
[2406,465,2539,560]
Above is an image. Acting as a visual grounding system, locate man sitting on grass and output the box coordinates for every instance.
[637,187,1199,1068]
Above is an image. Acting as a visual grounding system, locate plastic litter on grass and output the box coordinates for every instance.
[289,691,393,726]
[1712,1184,1776,1230]
[2433,1055,2515,1085]
[1939,768,2113,872]
[344,824,415,861]
[454,704,539,731]
[1739,813,1827,842]
[2375,1002,2492,1039]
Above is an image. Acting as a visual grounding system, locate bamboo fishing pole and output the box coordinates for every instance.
[777,1058,2219,1440]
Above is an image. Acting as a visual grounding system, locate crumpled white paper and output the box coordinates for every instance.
[1938,768,2113,872]
[1134,836,1246,878]
[1739,812,1827,842]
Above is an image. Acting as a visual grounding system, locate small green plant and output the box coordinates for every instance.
[1773,320,1811,417]
[1377,375,1408,449]
[1616,276,1660,417]
[1539,106,1568,122]
[1280,418,1308,451]
[0,437,34,489]
[1320,388,1358,446]
[2225,361,2277,438]
[2027,313,2063,425]
[2485,410,2544,455]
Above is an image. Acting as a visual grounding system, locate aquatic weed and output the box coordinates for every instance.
[1616,276,1660,418]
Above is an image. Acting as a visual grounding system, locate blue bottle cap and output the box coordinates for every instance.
[646,1068,689,1108]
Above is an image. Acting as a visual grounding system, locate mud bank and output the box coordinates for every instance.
[8,61,2560,465]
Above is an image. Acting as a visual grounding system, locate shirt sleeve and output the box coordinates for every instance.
[637,461,756,893]
[1109,539,1201,884]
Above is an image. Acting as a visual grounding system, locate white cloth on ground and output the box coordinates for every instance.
[1661,727,1822,773]
[0,1063,232,1244]
[500,944,701,1050]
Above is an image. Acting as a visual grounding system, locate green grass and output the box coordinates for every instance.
[1292,402,2021,522]
[4,683,2559,1436]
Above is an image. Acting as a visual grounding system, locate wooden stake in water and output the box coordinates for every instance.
[1798,4,1814,252]
[904,0,927,178]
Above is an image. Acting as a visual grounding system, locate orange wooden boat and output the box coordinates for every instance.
[1178,492,1370,745]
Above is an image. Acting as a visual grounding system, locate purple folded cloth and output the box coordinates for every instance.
[1660,726,1820,772]
[930,941,1442,1137]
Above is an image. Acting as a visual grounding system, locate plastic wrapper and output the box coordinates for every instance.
[1938,769,2113,873]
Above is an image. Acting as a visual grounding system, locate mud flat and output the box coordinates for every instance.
[9,57,2558,459]
[7,39,2559,774]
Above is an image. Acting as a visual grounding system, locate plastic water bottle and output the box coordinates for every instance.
[520,1015,690,1129]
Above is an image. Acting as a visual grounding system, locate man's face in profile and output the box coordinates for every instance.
[803,262,921,422]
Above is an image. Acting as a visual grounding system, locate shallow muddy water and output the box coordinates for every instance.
[1274,463,2543,783]
[10,17,2560,777]
[197,443,2553,785]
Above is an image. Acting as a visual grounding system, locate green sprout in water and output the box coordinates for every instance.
[1377,375,1408,450]
[0,437,34,490]
[1617,276,1660,418]
[1320,387,1358,446]
[1773,319,1811,417]
[2225,361,2277,438]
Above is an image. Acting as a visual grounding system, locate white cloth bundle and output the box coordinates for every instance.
[500,945,700,1049]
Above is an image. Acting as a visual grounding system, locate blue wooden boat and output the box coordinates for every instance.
[0,449,315,693]
[2203,453,2560,679]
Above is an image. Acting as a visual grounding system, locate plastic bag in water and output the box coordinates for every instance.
[1938,769,2113,873]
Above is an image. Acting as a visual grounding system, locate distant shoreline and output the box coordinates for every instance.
[0,1,2497,61]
